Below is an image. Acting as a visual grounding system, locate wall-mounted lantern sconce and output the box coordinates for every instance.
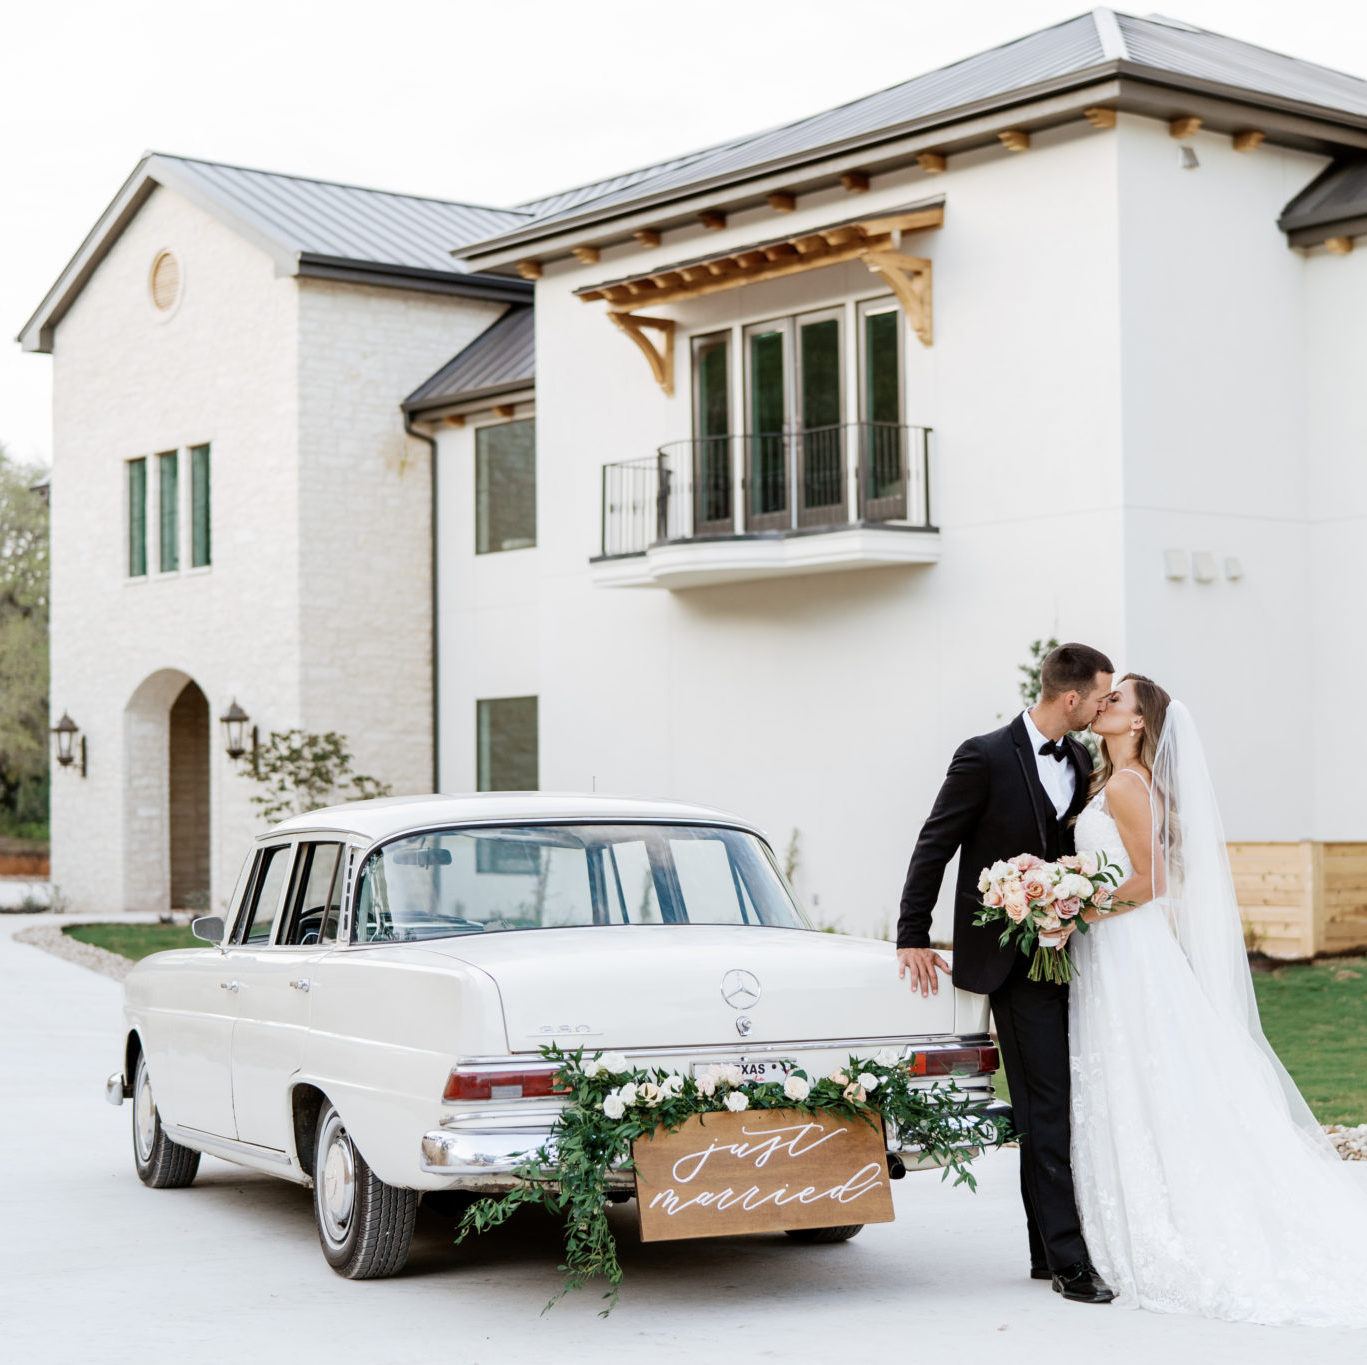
[220,700,259,774]
[52,712,86,777]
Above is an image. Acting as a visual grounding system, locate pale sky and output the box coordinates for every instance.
[4,0,1365,466]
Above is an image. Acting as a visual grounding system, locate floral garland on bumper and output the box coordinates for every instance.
[454,1044,1009,1313]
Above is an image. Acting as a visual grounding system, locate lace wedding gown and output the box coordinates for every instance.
[1070,783,1367,1327]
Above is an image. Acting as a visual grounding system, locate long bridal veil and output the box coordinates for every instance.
[1150,701,1337,1160]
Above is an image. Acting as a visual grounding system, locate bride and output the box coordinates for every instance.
[1068,674,1367,1327]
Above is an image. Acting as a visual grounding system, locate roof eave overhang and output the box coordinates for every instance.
[404,381,536,421]
[456,64,1367,274]
[1282,212,1367,247]
[296,255,532,303]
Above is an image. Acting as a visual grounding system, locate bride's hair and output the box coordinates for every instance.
[1088,672,1173,800]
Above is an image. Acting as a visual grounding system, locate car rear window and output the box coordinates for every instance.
[352,823,807,942]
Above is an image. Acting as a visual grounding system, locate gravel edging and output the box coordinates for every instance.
[13,924,1366,1160]
[14,924,134,981]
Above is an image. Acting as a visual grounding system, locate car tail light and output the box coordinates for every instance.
[442,1067,570,1101]
[906,1044,999,1077]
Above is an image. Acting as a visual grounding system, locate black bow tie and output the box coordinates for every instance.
[1038,740,1069,762]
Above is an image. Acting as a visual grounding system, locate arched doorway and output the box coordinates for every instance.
[124,669,211,913]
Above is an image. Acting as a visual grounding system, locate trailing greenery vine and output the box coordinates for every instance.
[454,1044,1008,1314]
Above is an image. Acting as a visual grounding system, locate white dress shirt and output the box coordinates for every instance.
[1021,708,1076,819]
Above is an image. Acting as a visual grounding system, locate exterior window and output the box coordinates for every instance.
[477,695,538,791]
[128,458,148,577]
[475,419,536,554]
[691,333,732,533]
[281,842,344,945]
[158,451,179,572]
[190,444,211,568]
[239,845,293,945]
[858,300,905,512]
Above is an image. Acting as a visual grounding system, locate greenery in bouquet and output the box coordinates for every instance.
[454,1043,1009,1313]
[974,852,1124,984]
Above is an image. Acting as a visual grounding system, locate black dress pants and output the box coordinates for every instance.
[989,953,1088,1270]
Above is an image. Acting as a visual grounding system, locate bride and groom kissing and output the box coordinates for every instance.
[895,643,1367,1328]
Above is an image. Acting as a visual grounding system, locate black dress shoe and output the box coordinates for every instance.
[1051,1261,1116,1304]
[1030,1264,1052,1281]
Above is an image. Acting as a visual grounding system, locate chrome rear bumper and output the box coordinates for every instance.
[420,1100,1012,1190]
[106,1072,129,1107]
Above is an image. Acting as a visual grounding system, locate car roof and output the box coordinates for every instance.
[261,792,766,845]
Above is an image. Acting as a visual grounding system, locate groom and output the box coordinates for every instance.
[896,642,1116,1305]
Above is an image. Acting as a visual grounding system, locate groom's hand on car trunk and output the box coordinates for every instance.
[897,947,951,997]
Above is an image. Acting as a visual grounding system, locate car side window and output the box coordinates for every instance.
[281,843,344,946]
[238,845,293,945]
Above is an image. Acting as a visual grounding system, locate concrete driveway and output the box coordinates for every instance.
[4,912,1364,1365]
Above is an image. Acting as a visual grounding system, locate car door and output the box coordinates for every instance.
[230,839,346,1152]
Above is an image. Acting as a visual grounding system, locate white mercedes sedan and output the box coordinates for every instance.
[106,795,1004,1278]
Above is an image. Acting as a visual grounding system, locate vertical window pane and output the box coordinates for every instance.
[748,329,786,516]
[693,336,731,527]
[476,696,538,791]
[696,338,730,439]
[158,451,179,572]
[864,310,901,424]
[190,444,211,568]
[128,458,147,577]
[475,419,536,554]
[241,845,293,945]
[800,318,841,430]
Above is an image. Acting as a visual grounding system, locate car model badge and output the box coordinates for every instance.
[720,969,761,1010]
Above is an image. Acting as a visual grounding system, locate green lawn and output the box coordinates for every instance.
[990,956,1367,1125]
[64,922,200,959]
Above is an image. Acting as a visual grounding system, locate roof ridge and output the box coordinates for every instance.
[146,151,531,218]
[1092,7,1128,61]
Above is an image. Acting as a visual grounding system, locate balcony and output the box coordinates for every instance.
[592,423,940,589]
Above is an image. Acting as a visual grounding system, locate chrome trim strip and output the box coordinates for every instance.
[163,1124,295,1168]
[457,1035,971,1067]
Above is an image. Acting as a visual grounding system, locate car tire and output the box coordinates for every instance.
[131,1052,201,1189]
[313,1101,418,1279]
[784,1224,865,1243]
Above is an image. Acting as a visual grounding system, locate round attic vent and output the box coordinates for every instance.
[149,250,181,312]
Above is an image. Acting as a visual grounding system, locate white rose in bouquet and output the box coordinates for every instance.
[858,1072,879,1091]
[1060,873,1095,901]
[600,1052,628,1074]
[602,1092,626,1119]
[783,1074,811,1101]
[1077,852,1099,878]
[581,1059,603,1079]
[618,1082,639,1106]
[637,1083,663,1107]
[660,1073,685,1098]
[724,1091,750,1112]
[875,1047,903,1067]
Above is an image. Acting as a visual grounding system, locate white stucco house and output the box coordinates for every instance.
[21,10,1367,954]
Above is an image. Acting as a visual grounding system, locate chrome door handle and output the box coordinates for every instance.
[219,981,240,993]
[289,978,311,992]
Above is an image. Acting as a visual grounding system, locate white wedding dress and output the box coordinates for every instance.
[1071,773,1367,1327]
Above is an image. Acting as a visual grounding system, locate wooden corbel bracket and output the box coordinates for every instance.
[860,251,933,346]
[609,312,677,396]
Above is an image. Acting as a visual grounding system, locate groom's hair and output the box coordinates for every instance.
[1040,643,1114,700]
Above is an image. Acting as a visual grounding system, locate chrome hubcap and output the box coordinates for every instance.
[134,1064,156,1162]
[318,1114,356,1246]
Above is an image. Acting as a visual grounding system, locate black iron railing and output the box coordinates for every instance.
[599,423,932,558]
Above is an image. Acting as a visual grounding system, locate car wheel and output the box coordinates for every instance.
[131,1052,201,1189]
[784,1224,865,1243]
[313,1101,418,1279]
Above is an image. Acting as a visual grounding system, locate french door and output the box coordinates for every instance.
[690,333,733,537]
[742,308,845,532]
[858,298,908,522]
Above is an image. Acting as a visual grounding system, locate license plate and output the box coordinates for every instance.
[690,1058,794,1084]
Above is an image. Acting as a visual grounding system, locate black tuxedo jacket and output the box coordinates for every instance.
[896,715,1093,996]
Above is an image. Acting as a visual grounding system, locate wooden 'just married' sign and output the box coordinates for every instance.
[632,1108,895,1242]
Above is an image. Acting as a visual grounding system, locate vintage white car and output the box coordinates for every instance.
[107,795,1004,1278]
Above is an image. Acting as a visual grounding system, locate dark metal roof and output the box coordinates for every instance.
[1278,159,1367,244]
[20,153,531,352]
[404,306,535,413]
[458,9,1367,263]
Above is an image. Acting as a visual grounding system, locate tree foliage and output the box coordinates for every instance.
[0,445,50,830]
[245,729,391,823]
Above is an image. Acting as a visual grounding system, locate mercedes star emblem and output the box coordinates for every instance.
[720,968,761,1010]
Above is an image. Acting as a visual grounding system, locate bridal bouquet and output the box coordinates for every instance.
[973,853,1124,984]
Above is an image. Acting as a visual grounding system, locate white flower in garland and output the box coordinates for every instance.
[660,1073,685,1098]
[859,1073,879,1091]
[724,1090,750,1112]
[696,1075,718,1097]
[618,1082,639,1106]
[637,1083,663,1107]
[600,1052,628,1074]
[783,1074,811,1101]
[720,1064,744,1087]
[602,1092,626,1119]
[875,1047,902,1067]
[581,1059,604,1079]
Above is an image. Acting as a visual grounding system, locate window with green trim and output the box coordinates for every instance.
[190,444,211,567]
[158,451,179,572]
[128,458,147,577]
[477,696,538,791]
